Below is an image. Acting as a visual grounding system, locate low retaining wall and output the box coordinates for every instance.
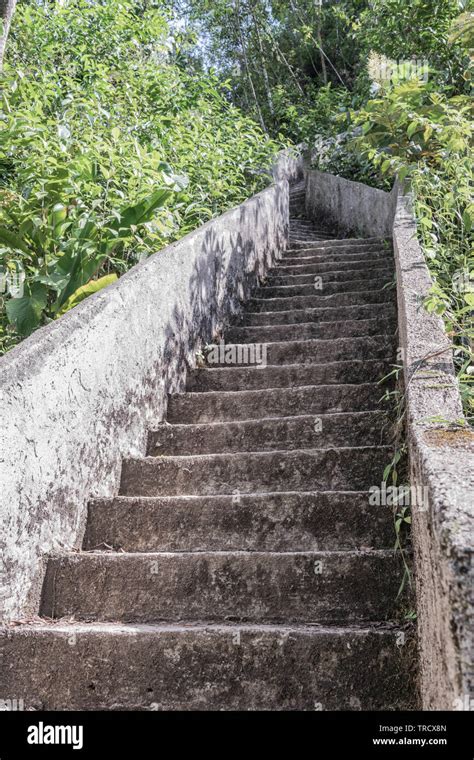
[306,169,398,238]
[305,168,473,709]
[272,146,305,184]
[392,192,474,710]
[0,178,290,622]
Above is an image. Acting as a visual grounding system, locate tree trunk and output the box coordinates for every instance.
[249,5,274,117]
[0,0,16,69]
[316,28,327,84]
[235,0,266,132]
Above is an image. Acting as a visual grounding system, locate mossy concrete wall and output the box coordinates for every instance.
[392,193,473,710]
[306,169,473,709]
[306,169,398,238]
[0,179,290,623]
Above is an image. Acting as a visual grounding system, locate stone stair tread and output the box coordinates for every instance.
[272,261,393,274]
[281,254,391,267]
[256,279,394,299]
[248,292,395,310]
[1,621,414,710]
[0,619,410,633]
[192,335,395,369]
[84,490,394,552]
[225,318,394,343]
[240,304,396,326]
[286,236,388,247]
[186,359,393,391]
[166,382,387,423]
[147,410,392,456]
[40,548,401,624]
[119,445,392,496]
[265,268,393,284]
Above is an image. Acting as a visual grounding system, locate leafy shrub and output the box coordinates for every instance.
[310,125,391,190]
[0,0,280,350]
[353,80,473,420]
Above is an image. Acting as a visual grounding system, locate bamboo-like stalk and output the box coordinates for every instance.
[0,0,17,69]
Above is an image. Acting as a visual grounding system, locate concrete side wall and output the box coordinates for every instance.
[305,169,397,238]
[272,146,305,184]
[304,167,473,708]
[392,193,474,710]
[0,180,290,622]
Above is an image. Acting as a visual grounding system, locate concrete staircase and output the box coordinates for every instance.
[1,185,415,710]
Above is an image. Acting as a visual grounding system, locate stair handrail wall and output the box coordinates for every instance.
[0,151,300,623]
[305,168,474,710]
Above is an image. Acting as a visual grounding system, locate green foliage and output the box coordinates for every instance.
[180,0,370,140]
[310,123,392,190]
[0,0,279,349]
[360,0,471,93]
[354,81,473,420]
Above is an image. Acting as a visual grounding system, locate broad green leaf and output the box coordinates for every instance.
[0,227,30,255]
[56,274,118,317]
[462,210,472,232]
[464,293,474,307]
[5,283,48,336]
[113,188,173,231]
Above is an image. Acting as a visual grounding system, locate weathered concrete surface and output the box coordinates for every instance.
[226,316,394,343]
[301,169,473,708]
[186,359,394,392]
[392,192,474,710]
[0,179,290,623]
[0,622,417,710]
[119,447,391,496]
[84,492,395,552]
[270,256,393,275]
[167,383,385,423]
[40,550,401,623]
[272,146,305,184]
[241,302,396,327]
[0,189,416,710]
[306,170,398,238]
[257,274,393,298]
[249,291,395,312]
[148,411,392,455]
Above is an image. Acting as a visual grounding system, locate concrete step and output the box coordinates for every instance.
[119,446,391,496]
[290,232,337,239]
[290,232,338,241]
[290,220,327,226]
[240,303,396,327]
[257,276,394,299]
[289,237,339,245]
[186,359,392,392]
[282,250,391,267]
[84,491,394,553]
[264,266,393,286]
[287,238,389,252]
[290,230,322,236]
[272,258,393,276]
[0,622,416,710]
[248,291,395,311]
[167,383,385,424]
[41,549,401,624]
[200,335,395,367]
[148,411,392,456]
[289,221,321,229]
[225,317,394,344]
